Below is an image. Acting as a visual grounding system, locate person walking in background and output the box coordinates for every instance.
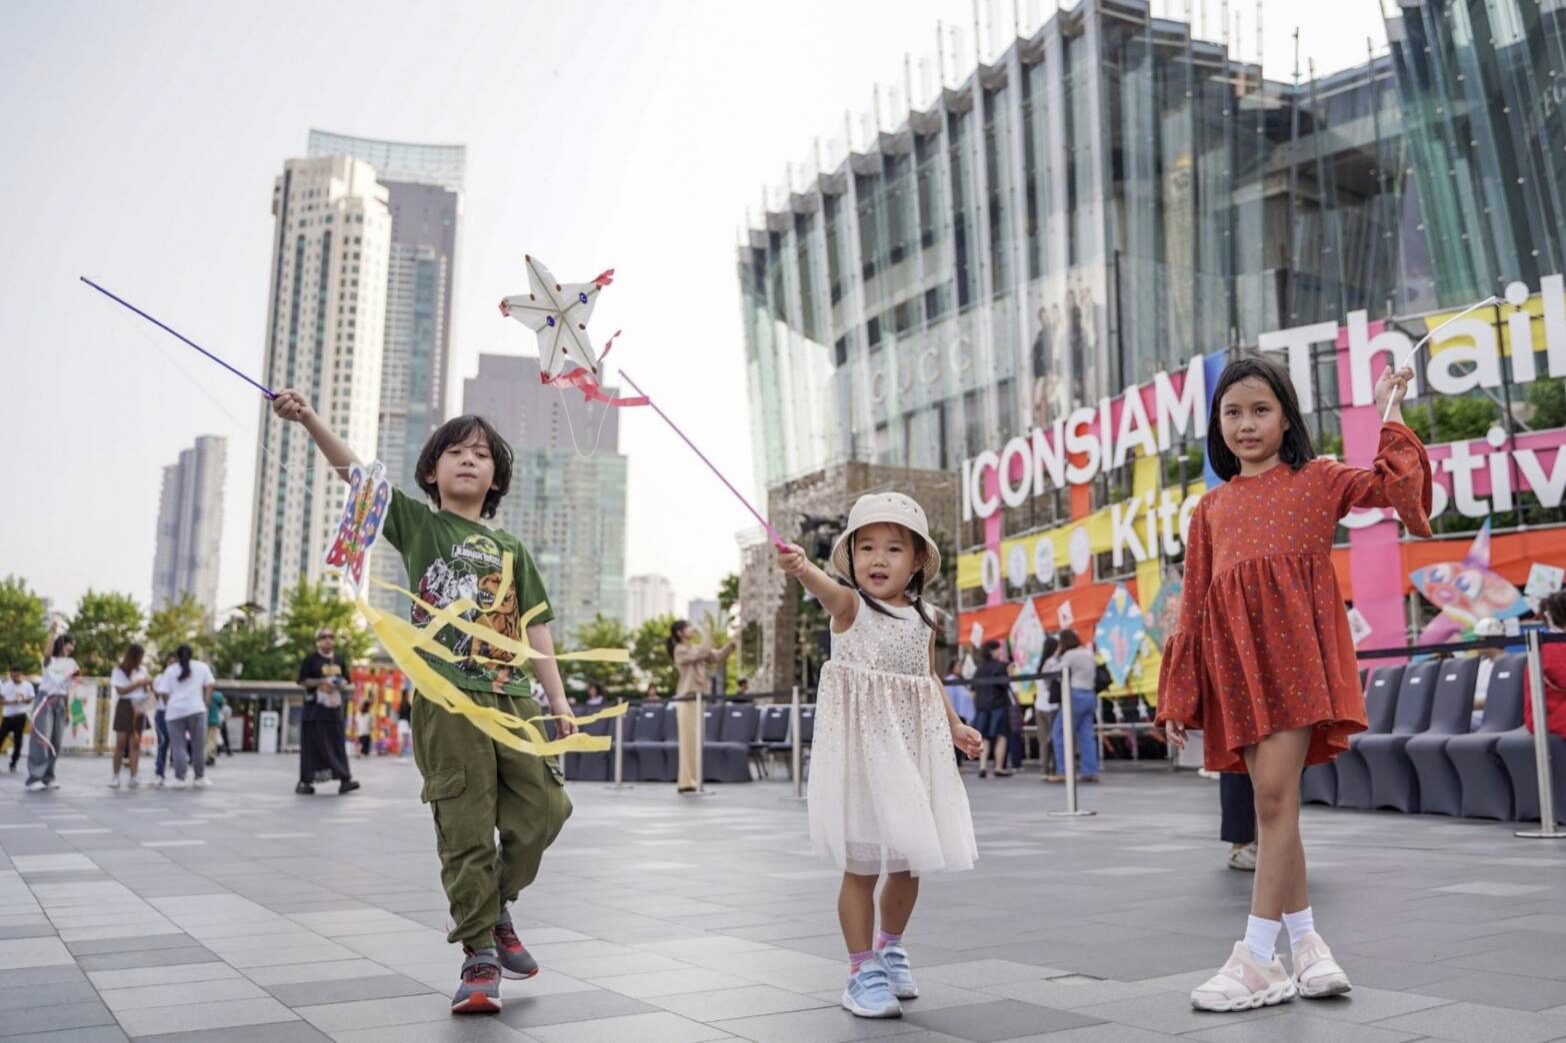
[643,683,663,702]
[397,691,413,757]
[25,626,77,793]
[1222,773,1258,871]
[1,667,34,773]
[583,683,605,708]
[1046,630,1100,784]
[668,619,734,794]
[971,640,1013,778]
[151,651,175,785]
[158,645,214,789]
[942,660,974,727]
[205,688,227,766]
[296,628,359,795]
[109,643,152,788]
[356,700,374,757]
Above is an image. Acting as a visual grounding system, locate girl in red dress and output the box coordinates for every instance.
[1157,355,1431,1013]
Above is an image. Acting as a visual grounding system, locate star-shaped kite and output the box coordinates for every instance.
[499,255,615,380]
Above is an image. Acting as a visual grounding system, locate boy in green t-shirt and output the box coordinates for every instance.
[273,389,577,1015]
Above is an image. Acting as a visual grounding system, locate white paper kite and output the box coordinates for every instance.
[499,255,615,380]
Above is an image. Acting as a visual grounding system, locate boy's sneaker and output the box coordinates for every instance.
[169,777,190,790]
[877,944,918,999]
[193,777,212,789]
[295,782,315,795]
[1291,931,1352,998]
[1191,941,1297,1012]
[451,947,503,1013]
[46,781,60,790]
[493,910,539,979]
[127,776,140,789]
[339,779,361,795]
[842,961,902,1018]
[23,781,44,793]
[108,773,121,789]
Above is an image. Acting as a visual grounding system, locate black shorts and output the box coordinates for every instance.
[973,707,1010,741]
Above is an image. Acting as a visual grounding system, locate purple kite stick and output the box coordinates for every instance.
[80,276,276,399]
[618,370,788,551]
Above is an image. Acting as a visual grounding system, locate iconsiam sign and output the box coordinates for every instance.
[959,275,1566,667]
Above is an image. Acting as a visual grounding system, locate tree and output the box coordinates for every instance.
[205,610,290,680]
[630,613,680,694]
[559,614,636,694]
[146,593,210,660]
[69,590,145,675]
[0,575,47,672]
[280,579,373,667]
[1528,377,1566,430]
[718,573,740,614]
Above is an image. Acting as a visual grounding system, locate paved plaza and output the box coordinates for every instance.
[1,754,1565,1042]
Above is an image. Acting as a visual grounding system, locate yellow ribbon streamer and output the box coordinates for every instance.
[345,550,631,756]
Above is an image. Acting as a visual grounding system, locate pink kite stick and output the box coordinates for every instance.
[618,370,788,551]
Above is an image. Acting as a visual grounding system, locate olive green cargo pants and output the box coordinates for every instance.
[413,690,572,951]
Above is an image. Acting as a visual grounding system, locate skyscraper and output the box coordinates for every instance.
[461,354,628,640]
[307,130,465,614]
[248,155,391,615]
[151,435,226,618]
[626,575,675,631]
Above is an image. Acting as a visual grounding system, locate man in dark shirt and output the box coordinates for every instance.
[296,628,360,795]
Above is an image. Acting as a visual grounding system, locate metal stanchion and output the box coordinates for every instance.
[607,704,632,790]
[1049,688,1096,818]
[1516,629,1563,840]
[781,685,805,802]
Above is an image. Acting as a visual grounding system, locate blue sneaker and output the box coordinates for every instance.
[878,943,918,999]
[842,961,902,1018]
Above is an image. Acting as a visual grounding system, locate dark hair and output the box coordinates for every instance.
[1542,591,1566,630]
[119,643,145,676]
[50,633,75,659]
[586,683,602,697]
[665,620,690,661]
[176,644,193,682]
[838,524,938,631]
[1057,629,1082,653]
[415,415,513,519]
[1207,354,1316,482]
[980,639,1003,658]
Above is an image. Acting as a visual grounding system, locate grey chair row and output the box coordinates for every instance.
[1301,655,1565,822]
[562,701,815,784]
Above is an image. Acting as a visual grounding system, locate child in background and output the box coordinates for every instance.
[357,700,374,757]
[778,492,982,1020]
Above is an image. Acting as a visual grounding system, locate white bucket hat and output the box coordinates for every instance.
[829,492,942,589]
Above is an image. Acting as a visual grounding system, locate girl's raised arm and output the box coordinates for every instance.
[777,544,859,630]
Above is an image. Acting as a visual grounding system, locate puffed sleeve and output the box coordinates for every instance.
[1155,497,1211,730]
[1323,422,1433,538]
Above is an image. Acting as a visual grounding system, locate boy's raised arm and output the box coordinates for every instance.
[271,389,359,482]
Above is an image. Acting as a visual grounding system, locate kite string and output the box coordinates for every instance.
[553,382,616,460]
[122,314,296,477]
[1383,294,1501,422]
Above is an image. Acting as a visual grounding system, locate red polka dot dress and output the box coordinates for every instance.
[1155,423,1433,773]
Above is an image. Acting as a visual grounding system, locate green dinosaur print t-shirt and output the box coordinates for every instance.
[382,487,553,697]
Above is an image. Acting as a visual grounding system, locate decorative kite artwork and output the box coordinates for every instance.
[1008,597,1048,704]
[1408,520,1527,644]
[323,460,392,593]
[1093,583,1147,689]
[499,255,615,380]
[1144,570,1183,650]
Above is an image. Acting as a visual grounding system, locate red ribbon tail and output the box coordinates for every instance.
[592,268,615,287]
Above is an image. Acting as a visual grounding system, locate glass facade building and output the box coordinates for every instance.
[740,0,1566,670]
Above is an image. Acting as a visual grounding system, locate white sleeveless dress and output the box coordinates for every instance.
[807,599,977,876]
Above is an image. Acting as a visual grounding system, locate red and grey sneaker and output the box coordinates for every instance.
[493,910,539,979]
[451,947,503,1014]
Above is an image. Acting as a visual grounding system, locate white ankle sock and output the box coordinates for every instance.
[1243,915,1280,964]
[1282,907,1315,948]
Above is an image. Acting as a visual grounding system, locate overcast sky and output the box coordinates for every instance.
[1,0,1389,623]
